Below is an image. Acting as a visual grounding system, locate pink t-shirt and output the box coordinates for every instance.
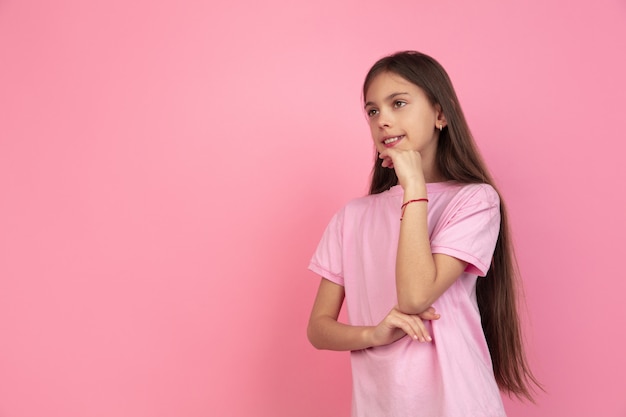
[309,182,506,417]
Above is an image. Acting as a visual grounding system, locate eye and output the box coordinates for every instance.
[393,100,407,109]
[366,108,379,118]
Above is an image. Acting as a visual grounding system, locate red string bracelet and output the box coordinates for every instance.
[400,198,428,221]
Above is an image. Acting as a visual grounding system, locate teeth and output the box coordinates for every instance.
[384,136,402,145]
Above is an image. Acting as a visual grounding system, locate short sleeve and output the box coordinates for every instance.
[430,185,501,276]
[308,207,346,286]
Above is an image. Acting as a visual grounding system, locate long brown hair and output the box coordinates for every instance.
[363,51,541,401]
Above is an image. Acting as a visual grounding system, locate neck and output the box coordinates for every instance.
[421,151,444,183]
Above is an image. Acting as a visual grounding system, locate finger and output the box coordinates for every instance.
[418,307,441,320]
[389,314,429,343]
[407,316,432,342]
[384,311,417,340]
[381,157,394,168]
[418,311,441,321]
[393,318,420,341]
[379,149,398,161]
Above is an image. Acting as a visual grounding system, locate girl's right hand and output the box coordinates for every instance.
[369,306,440,347]
[378,148,426,192]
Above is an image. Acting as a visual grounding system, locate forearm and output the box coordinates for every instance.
[307,316,375,351]
[396,183,437,314]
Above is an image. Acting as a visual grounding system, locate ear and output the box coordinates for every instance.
[434,104,447,130]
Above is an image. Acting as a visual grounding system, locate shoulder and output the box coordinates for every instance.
[428,182,500,224]
[455,183,500,207]
[429,182,499,209]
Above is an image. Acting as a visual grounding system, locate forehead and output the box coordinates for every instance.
[364,71,423,103]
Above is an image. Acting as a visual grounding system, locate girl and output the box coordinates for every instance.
[307,51,540,417]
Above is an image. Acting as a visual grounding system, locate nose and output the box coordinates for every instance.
[377,109,392,129]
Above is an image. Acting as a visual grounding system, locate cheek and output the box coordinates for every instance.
[414,117,434,135]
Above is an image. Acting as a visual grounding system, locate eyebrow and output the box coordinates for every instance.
[364,92,410,108]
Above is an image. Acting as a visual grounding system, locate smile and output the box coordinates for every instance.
[383,135,404,145]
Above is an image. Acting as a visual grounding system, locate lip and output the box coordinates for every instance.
[381,135,405,147]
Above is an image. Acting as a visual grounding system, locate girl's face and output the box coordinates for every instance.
[364,71,445,161]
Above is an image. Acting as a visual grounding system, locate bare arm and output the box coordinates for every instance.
[380,148,468,314]
[307,278,439,351]
[397,184,468,313]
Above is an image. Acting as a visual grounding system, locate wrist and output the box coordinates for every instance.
[402,183,427,200]
[362,326,378,348]
[400,198,428,221]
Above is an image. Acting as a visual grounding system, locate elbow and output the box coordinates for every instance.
[306,322,324,350]
[397,295,433,315]
[396,273,438,314]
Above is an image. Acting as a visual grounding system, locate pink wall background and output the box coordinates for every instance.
[1,0,625,416]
